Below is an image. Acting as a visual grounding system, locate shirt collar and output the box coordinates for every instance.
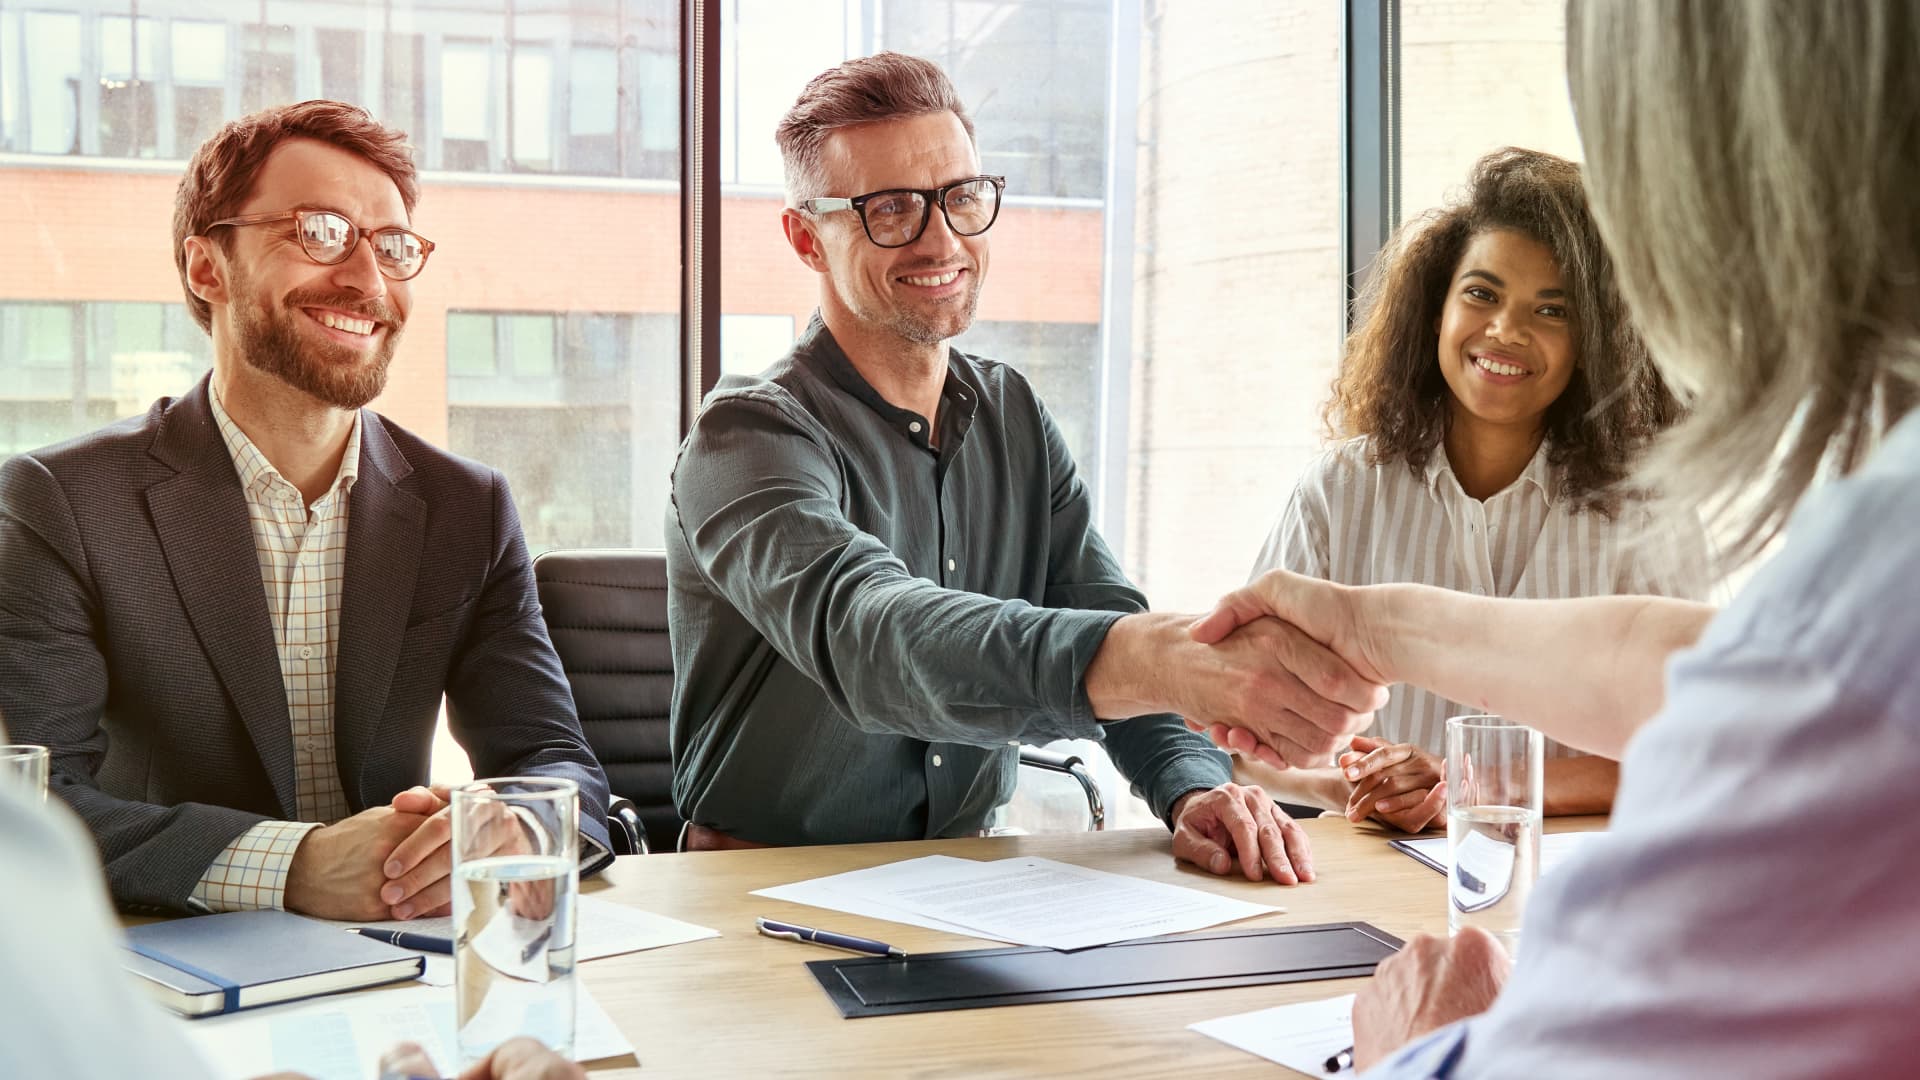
[1424,436,1558,506]
[793,312,981,454]
[209,381,362,504]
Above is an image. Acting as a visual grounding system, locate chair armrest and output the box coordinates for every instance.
[1016,747,1106,830]
[608,796,648,855]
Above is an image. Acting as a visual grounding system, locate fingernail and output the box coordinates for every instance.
[1344,767,1361,780]
[1212,853,1229,874]
[384,859,403,877]
[395,903,413,920]
[381,882,403,903]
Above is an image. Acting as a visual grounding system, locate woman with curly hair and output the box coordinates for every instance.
[1242,147,1709,830]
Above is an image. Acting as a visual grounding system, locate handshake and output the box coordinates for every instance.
[1086,569,1397,767]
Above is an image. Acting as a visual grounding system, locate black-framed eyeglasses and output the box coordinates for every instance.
[801,175,1006,249]
[203,208,436,281]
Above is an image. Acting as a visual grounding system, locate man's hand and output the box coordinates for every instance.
[1181,571,1394,770]
[284,807,434,921]
[1352,929,1510,1069]
[381,785,457,920]
[1341,735,1446,833]
[1169,783,1314,884]
[1088,611,1387,770]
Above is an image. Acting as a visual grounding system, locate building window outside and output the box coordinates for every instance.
[19,11,82,154]
[446,310,680,557]
[510,44,553,171]
[0,301,210,458]
[171,20,229,156]
[567,44,619,175]
[98,15,160,158]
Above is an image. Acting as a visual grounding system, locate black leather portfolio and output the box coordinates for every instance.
[805,921,1403,1018]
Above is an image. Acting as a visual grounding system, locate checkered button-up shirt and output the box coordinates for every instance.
[189,386,363,913]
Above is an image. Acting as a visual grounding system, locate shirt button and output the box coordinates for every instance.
[946,558,956,572]
[299,645,315,660]
[908,421,923,433]
[1473,588,1487,596]
[932,754,943,767]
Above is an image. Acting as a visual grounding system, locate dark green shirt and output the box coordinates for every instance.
[665,315,1229,844]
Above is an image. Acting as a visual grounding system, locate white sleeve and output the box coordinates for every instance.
[1249,470,1332,583]
[0,787,215,1080]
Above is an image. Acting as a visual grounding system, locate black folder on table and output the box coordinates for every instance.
[805,921,1402,1018]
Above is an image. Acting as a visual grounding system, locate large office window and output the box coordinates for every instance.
[1398,0,1580,217]
[0,0,684,550]
[0,3,678,179]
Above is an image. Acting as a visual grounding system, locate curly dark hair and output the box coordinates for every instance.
[1328,147,1678,515]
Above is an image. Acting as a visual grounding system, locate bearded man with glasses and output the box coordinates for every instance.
[0,100,613,919]
[665,54,1385,881]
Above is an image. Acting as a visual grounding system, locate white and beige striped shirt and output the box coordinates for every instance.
[189,387,363,912]
[1251,435,1711,759]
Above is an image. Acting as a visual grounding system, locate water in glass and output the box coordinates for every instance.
[454,852,577,1064]
[1448,803,1540,955]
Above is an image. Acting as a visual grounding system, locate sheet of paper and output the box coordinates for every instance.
[343,894,720,968]
[756,854,1281,950]
[1395,831,1597,877]
[1189,993,1355,1076]
[177,981,632,1080]
[748,849,990,933]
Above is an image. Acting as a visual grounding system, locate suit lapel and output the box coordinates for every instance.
[334,415,424,811]
[145,378,300,819]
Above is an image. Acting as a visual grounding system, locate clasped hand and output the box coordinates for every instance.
[1185,570,1393,770]
[286,783,539,921]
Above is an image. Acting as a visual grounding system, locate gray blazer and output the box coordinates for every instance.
[0,375,611,913]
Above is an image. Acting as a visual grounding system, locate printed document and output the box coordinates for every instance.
[1190,993,1356,1076]
[178,981,632,1080]
[755,854,1281,950]
[1394,831,1597,877]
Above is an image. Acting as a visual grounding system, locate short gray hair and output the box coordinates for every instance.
[775,52,975,205]
[1568,0,1920,569]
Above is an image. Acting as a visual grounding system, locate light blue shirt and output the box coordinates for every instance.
[1366,409,1920,1078]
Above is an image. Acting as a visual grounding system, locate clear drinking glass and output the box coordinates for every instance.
[452,777,579,1066]
[0,745,50,801]
[1445,716,1544,955]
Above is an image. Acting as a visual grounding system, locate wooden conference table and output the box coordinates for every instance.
[577,815,1606,1079]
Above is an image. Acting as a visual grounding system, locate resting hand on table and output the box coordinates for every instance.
[368,784,461,921]
[1169,783,1315,885]
[1340,736,1446,833]
[283,804,436,922]
[1353,928,1509,1069]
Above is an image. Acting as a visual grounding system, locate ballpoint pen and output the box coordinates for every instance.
[755,917,907,959]
[350,926,455,955]
[1324,1045,1354,1073]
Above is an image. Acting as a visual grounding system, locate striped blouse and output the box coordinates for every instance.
[1251,435,1712,759]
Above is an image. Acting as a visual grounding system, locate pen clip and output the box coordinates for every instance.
[755,919,805,944]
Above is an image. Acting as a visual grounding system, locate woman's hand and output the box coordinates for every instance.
[1341,736,1446,832]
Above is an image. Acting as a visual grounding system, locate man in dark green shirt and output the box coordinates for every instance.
[666,53,1387,880]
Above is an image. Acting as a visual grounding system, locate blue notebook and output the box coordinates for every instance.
[122,910,425,1017]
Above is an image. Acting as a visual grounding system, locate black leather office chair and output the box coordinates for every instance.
[535,549,1108,852]
[533,549,672,855]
